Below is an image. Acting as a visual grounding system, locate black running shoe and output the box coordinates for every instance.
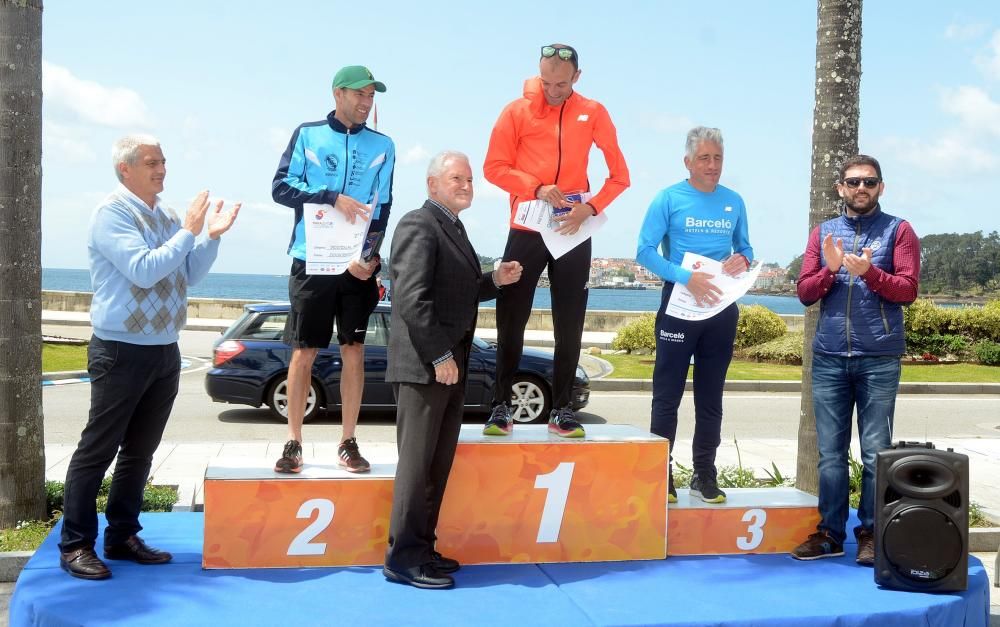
[274,439,303,473]
[548,407,585,438]
[483,404,513,436]
[690,472,726,503]
[338,437,371,473]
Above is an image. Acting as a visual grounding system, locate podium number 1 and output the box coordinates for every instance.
[288,498,335,556]
[737,508,766,550]
[534,462,575,543]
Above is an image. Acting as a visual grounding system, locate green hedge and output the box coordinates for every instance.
[610,314,657,352]
[610,299,1000,364]
[46,477,178,517]
[736,332,804,365]
[904,299,1000,360]
[611,305,787,353]
[735,304,787,348]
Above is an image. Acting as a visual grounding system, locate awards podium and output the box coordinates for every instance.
[11,423,991,626]
[201,425,820,568]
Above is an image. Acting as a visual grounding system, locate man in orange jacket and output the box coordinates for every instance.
[483,43,630,438]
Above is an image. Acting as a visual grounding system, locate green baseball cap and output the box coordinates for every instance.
[332,65,386,92]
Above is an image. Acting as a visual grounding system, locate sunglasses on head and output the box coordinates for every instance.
[842,177,881,189]
[541,45,576,61]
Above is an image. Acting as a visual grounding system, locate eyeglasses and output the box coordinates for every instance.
[541,45,577,62]
[842,177,881,189]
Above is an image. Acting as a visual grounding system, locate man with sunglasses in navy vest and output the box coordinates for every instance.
[791,154,920,566]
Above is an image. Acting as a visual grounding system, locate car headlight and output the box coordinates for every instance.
[575,365,589,383]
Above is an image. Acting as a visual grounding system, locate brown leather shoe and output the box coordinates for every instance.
[60,547,111,580]
[103,535,173,564]
[855,528,875,566]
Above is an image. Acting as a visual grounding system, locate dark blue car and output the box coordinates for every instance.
[205,302,589,423]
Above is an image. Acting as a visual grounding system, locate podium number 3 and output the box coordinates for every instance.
[737,508,766,550]
[288,498,335,556]
[534,462,575,543]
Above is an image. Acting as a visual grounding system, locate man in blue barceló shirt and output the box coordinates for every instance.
[636,126,754,505]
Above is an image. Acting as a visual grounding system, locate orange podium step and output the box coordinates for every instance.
[202,424,669,569]
[436,424,669,564]
[667,487,820,556]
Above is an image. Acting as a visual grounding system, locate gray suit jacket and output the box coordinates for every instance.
[386,201,499,384]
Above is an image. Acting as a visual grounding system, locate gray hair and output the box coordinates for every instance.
[112,134,160,182]
[685,127,724,160]
[426,150,469,183]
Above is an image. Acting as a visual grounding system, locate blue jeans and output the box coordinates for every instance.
[812,353,900,544]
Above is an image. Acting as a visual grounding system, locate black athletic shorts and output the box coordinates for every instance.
[282,258,380,348]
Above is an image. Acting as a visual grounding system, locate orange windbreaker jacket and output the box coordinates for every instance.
[484,77,630,230]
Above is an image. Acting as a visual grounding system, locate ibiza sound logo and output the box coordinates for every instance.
[314,208,325,220]
[692,261,703,270]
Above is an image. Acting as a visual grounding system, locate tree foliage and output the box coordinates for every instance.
[919,231,1000,294]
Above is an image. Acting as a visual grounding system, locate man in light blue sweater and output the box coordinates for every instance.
[58,135,240,580]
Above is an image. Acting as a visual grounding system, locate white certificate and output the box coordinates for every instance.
[304,194,376,275]
[665,252,762,321]
[512,192,605,259]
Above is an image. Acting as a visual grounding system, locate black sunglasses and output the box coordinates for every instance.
[541,45,577,61]
[843,177,881,189]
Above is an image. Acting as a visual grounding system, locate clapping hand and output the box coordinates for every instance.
[822,234,845,273]
[843,247,872,277]
[207,199,241,240]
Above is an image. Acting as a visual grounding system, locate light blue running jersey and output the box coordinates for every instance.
[636,180,753,285]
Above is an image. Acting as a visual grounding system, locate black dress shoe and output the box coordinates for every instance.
[60,547,111,580]
[431,550,460,574]
[103,535,173,564]
[383,563,454,589]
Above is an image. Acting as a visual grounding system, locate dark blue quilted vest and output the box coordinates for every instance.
[813,207,905,357]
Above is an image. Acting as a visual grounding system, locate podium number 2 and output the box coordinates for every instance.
[534,462,575,543]
[737,508,766,550]
[288,498,335,556]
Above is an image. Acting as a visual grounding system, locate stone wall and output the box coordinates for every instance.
[42,290,805,332]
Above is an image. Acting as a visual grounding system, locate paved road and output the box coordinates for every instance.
[43,368,1000,445]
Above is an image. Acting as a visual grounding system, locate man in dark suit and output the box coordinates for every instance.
[384,151,522,589]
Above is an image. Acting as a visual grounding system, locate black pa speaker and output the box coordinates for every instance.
[874,441,968,592]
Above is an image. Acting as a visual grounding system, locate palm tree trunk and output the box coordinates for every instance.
[0,0,46,526]
[796,0,862,494]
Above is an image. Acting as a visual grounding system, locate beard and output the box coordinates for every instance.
[845,194,879,215]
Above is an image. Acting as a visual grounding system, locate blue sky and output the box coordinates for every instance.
[40,1,1000,274]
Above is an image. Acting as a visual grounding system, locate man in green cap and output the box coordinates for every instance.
[271,65,396,474]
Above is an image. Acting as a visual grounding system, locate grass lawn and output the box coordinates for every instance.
[42,343,88,373]
[600,353,1000,382]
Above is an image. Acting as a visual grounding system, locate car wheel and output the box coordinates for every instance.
[510,375,551,424]
[267,374,322,423]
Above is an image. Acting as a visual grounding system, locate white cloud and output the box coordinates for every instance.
[639,112,694,134]
[42,61,151,128]
[945,21,989,42]
[879,133,998,174]
[400,144,431,166]
[42,120,97,163]
[974,30,1000,81]
[939,85,1000,137]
